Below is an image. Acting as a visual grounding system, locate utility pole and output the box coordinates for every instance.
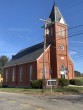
[40,19,51,93]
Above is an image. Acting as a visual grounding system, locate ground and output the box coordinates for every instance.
[0,92,83,110]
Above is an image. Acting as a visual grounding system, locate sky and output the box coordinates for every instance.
[0,0,83,73]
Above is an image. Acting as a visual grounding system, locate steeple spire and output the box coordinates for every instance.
[49,3,67,24]
[54,0,55,5]
[53,0,56,6]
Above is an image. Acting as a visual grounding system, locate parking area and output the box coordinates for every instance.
[0,92,83,110]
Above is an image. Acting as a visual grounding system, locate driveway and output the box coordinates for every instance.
[0,92,83,110]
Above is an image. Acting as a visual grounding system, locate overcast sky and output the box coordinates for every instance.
[0,0,83,73]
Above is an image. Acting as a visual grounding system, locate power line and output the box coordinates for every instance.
[61,0,83,11]
[69,32,83,38]
[69,41,83,44]
[68,25,83,31]
[14,19,83,42]
[45,42,83,58]
[69,48,83,57]
[56,32,83,41]
[55,24,83,34]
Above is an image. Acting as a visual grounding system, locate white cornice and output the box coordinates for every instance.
[37,45,51,61]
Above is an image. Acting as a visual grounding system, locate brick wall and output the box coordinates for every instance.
[46,22,74,79]
[37,46,51,80]
[3,61,37,87]
[3,21,74,87]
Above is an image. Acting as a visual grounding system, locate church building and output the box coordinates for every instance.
[3,3,74,87]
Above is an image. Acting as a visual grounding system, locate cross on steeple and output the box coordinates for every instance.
[54,0,56,5]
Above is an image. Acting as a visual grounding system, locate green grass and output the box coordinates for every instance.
[0,86,83,95]
[0,77,83,95]
[53,86,83,94]
[0,88,42,95]
[75,77,83,83]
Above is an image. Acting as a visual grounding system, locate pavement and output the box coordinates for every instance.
[0,92,83,110]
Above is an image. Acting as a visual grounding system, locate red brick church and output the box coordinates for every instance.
[3,3,74,87]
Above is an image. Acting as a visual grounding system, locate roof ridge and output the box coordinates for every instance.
[17,42,43,54]
[12,42,44,60]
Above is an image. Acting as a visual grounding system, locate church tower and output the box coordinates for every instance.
[46,3,74,79]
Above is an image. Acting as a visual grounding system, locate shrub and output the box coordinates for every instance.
[2,85,8,88]
[31,79,43,89]
[70,79,75,85]
[58,78,69,87]
[70,79,83,86]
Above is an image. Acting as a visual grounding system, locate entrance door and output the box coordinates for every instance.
[61,74,65,78]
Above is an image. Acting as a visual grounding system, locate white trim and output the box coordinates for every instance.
[60,71,65,75]
[61,57,64,60]
[68,55,74,63]
[60,17,65,24]
[55,21,68,26]
[56,6,67,25]
[37,45,51,61]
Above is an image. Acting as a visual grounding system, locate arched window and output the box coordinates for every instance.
[6,70,8,82]
[12,69,15,82]
[45,66,47,79]
[58,27,61,36]
[30,65,33,81]
[20,67,23,82]
[61,65,65,71]
[61,28,65,36]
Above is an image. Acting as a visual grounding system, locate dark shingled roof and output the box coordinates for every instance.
[49,3,66,24]
[5,42,49,67]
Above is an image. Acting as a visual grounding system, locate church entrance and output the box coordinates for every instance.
[61,74,65,79]
[60,65,68,79]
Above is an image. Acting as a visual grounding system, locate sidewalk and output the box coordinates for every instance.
[69,85,83,87]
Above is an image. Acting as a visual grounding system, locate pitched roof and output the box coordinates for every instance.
[49,3,67,24]
[5,42,49,67]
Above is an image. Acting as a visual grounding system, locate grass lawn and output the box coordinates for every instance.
[0,88,42,94]
[53,86,83,94]
[0,86,83,95]
[75,77,83,82]
[0,77,83,95]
